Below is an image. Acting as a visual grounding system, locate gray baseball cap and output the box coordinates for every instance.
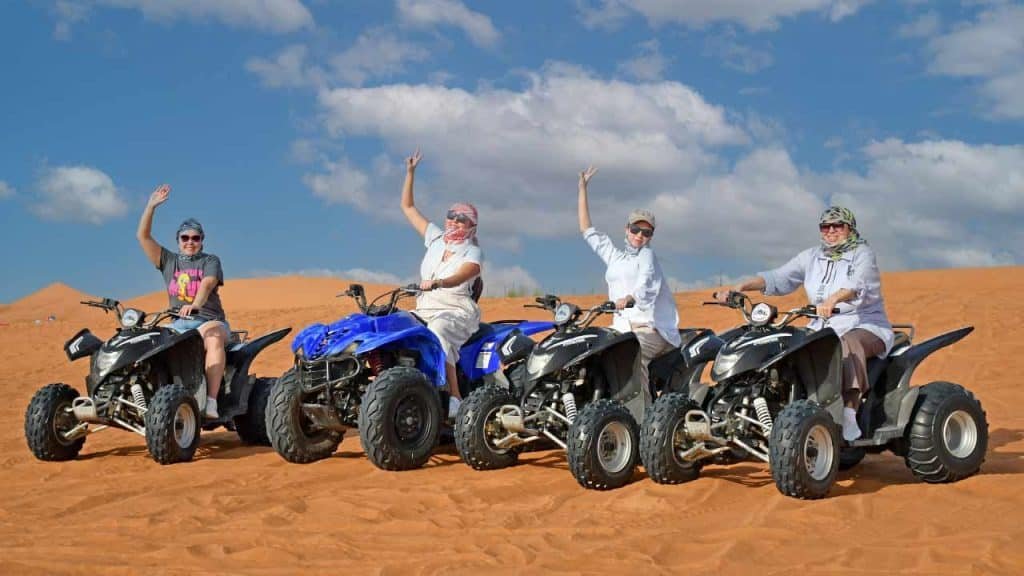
[626,209,656,229]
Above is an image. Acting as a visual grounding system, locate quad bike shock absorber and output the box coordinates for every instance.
[131,383,147,411]
[366,350,391,376]
[562,392,578,423]
[753,397,772,433]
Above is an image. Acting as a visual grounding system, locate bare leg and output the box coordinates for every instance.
[198,321,228,399]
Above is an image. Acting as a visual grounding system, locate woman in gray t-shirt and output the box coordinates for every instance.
[717,206,894,442]
[136,184,230,420]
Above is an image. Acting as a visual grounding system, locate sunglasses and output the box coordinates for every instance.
[628,224,654,238]
[446,210,473,225]
[818,223,847,232]
[179,234,203,243]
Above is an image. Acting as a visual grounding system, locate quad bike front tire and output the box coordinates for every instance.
[266,368,344,463]
[769,400,840,499]
[567,400,640,490]
[25,383,86,461]
[640,392,702,484]
[904,381,988,483]
[358,367,441,471]
[146,383,201,465]
[234,377,275,446]
[455,385,520,470]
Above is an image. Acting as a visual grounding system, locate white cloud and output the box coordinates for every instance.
[54,0,313,36]
[576,0,875,31]
[0,180,14,199]
[330,28,431,86]
[246,44,323,89]
[303,158,371,209]
[481,265,543,297]
[897,10,940,39]
[33,165,127,224]
[397,0,500,47]
[617,39,671,81]
[925,3,1024,118]
[823,138,1024,269]
[703,28,774,73]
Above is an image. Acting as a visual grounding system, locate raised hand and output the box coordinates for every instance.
[406,148,423,172]
[148,184,170,209]
[579,165,598,187]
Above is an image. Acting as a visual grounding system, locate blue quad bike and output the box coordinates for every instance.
[641,291,988,499]
[24,298,291,465]
[265,283,553,470]
[454,294,723,490]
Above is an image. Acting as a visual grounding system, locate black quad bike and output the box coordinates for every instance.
[24,298,291,465]
[455,295,722,490]
[640,291,988,499]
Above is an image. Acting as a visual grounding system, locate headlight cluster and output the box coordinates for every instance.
[553,303,573,325]
[121,308,143,329]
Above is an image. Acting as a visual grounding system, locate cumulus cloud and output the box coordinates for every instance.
[576,0,875,31]
[330,28,431,86]
[897,10,940,39]
[32,165,127,224]
[925,3,1024,119]
[53,0,313,36]
[703,28,774,73]
[246,44,323,88]
[303,157,372,209]
[822,138,1023,269]
[617,39,671,81]
[0,180,14,199]
[481,265,543,297]
[397,0,500,47]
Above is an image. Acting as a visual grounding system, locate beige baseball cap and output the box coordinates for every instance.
[626,209,656,229]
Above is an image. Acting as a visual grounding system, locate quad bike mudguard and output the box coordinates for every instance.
[883,326,974,433]
[458,320,554,382]
[648,328,723,396]
[758,327,844,421]
[218,327,292,418]
[133,329,207,394]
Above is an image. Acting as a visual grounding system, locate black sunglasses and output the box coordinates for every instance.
[628,224,653,238]
[818,223,846,232]
[446,210,473,225]
[179,234,203,243]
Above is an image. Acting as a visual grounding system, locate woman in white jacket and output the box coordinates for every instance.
[577,166,681,390]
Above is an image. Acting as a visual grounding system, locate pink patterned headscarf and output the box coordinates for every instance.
[444,202,478,244]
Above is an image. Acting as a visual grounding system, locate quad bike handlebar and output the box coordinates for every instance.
[523,294,633,330]
[704,290,838,329]
[81,298,212,329]
[340,283,423,316]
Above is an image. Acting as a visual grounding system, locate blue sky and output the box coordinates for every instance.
[1,0,1021,304]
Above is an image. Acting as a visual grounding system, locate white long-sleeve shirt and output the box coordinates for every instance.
[583,227,681,347]
[758,243,894,356]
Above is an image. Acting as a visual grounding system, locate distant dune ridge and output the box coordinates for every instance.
[0,267,1022,574]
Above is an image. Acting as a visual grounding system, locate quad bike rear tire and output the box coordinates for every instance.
[266,368,344,463]
[146,383,201,465]
[359,367,441,471]
[567,400,640,490]
[455,385,520,470]
[640,392,702,484]
[770,400,839,499]
[234,377,275,446]
[904,381,988,483]
[25,383,86,461]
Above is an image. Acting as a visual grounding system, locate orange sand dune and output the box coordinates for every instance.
[1,267,1022,574]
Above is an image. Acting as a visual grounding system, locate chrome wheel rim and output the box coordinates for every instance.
[943,409,978,459]
[597,420,632,474]
[804,424,834,481]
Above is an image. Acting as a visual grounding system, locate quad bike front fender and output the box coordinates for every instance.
[354,326,447,388]
[759,328,844,421]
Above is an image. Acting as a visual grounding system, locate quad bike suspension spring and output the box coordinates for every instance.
[753,397,772,433]
[131,383,147,411]
[561,392,578,423]
[366,351,390,376]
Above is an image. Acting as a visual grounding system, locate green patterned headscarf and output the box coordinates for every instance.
[819,206,865,261]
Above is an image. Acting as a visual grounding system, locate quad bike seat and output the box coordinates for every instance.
[464,323,495,347]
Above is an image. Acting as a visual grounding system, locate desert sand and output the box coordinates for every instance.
[1,268,1021,575]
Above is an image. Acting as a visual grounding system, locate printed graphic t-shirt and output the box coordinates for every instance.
[158,247,226,321]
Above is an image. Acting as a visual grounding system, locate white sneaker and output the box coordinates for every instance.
[842,407,861,442]
[205,397,219,419]
[448,396,462,419]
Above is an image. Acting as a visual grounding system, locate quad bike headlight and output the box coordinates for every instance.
[553,303,573,325]
[121,308,143,329]
[749,303,776,327]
